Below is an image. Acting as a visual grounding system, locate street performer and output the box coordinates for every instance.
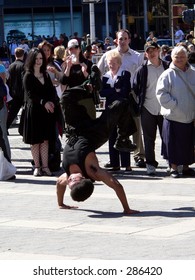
[56,69,139,214]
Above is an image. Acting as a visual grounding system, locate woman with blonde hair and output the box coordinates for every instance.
[100,50,136,171]
[53,45,66,67]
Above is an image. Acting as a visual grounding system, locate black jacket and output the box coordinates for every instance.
[100,70,131,108]
[7,59,24,100]
[0,77,6,110]
[133,59,169,113]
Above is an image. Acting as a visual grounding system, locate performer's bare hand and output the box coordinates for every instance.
[123,209,140,215]
[59,204,78,209]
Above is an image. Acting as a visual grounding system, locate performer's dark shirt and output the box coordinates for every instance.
[62,136,94,179]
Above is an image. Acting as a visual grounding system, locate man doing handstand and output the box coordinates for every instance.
[56,87,139,214]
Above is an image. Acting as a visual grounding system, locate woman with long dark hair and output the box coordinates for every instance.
[22,48,57,176]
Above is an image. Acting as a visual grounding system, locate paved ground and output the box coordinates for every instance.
[0,123,195,261]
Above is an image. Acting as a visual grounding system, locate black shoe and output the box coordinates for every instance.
[114,138,137,152]
[125,166,132,172]
[107,166,120,171]
[104,162,112,168]
[170,170,179,178]
[7,175,16,180]
[135,158,146,168]
[182,168,195,177]
[104,162,120,171]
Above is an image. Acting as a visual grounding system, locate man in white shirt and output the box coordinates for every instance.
[98,29,146,169]
[174,25,184,45]
[133,42,169,175]
[18,39,30,60]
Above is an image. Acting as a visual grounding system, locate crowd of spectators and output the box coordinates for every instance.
[0,27,194,182]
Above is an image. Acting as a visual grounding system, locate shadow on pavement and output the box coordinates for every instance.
[76,209,125,218]
[76,208,195,218]
[8,178,56,185]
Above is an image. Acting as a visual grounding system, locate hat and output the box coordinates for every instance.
[0,64,6,73]
[67,39,79,49]
[144,41,159,52]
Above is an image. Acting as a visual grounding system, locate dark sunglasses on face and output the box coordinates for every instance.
[69,46,79,51]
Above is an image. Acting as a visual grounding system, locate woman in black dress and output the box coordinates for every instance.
[22,48,57,176]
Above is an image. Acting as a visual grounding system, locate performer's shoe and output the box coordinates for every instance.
[114,138,137,152]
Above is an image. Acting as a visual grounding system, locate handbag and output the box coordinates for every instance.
[18,103,26,136]
[0,148,16,180]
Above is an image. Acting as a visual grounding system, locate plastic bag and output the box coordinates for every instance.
[0,149,16,180]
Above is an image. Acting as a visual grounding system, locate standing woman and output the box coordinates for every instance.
[38,40,64,172]
[60,39,96,119]
[22,48,57,176]
[38,40,57,82]
[156,46,195,178]
[100,51,135,171]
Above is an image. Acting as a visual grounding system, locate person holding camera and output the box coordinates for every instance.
[60,39,96,120]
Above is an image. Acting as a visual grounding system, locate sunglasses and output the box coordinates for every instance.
[69,46,79,51]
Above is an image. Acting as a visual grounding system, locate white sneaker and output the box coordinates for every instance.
[146,164,156,175]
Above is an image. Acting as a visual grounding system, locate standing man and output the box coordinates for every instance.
[9,39,18,62]
[98,29,146,168]
[133,41,169,175]
[7,48,25,130]
[174,25,184,45]
[146,31,155,42]
[18,39,30,61]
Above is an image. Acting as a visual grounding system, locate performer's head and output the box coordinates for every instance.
[68,173,94,202]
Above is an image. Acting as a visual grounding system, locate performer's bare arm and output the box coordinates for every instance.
[86,152,139,214]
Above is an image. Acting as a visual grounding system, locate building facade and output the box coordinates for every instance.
[0,0,194,45]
